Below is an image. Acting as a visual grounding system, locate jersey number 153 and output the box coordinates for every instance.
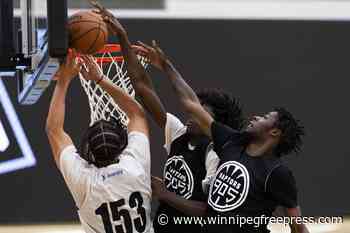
[95,191,147,233]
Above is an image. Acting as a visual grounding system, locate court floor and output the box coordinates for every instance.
[0,219,348,233]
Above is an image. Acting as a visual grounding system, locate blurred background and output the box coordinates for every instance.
[13,0,164,9]
[1,0,350,232]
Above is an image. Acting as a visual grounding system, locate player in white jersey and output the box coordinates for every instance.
[46,50,153,233]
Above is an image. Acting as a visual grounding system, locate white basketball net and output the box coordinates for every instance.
[79,45,148,126]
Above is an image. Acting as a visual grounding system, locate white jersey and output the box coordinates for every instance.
[164,113,219,193]
[59,131,153,233]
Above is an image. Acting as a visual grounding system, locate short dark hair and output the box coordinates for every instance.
[79,118,128,167]
[197,89,244,131]
[273,107,305,157]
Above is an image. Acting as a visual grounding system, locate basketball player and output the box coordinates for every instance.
[137,42,310,233]
[46,49,153,233]
[94,6,244,233]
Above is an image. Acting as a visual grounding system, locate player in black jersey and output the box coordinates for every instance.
[139,43,310,233]
[99,12,244,233]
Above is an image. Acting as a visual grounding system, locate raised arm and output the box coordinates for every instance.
[138,41,214,138]
[80,55,148,136]
[95,7,167,129]
[46,50,80,167]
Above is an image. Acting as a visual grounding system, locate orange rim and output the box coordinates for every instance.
[95,56,124,63]
[93,44,145,64]
[95,44,122,54]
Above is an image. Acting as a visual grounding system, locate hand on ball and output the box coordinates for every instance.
[90,1,126,36]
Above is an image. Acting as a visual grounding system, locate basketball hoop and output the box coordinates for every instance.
[79,44,148,126]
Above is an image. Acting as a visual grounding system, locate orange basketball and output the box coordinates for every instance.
[67,10,108,54]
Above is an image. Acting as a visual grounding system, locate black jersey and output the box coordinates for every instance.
[153,113,219,233]
[204,122,298,233]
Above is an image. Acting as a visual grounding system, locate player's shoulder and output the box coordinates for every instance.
[122,131,151,169]
[59,144,80,166]
[127,131,150,145]
[271,164,294,177]
[60,144,77,156]
[166,112,181,122]
[59,144,96,174]
[124,131,150,158]
[267,163,295,186]
[166,113,186,128]
[165,112,187,135]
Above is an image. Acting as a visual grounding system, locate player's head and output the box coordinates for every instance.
[79,118,128,167]
[186,89,244,136]
[245,107,305,157]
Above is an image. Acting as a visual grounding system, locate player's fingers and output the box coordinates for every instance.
[87,55,96,66]
[65,49,73,66]
[132,49,146,57]
[137,41,152,51]
[75,59,83,70]
[103,17,116,30]
[70,48,78,59]
[76,55,83,65]
[102,8,115,18]
[81,54,92,63]
[90,0,115,20]
[103,16,111,22]
[153,40,161,49]
[136,41,146,48]
[108,17,120,28]
[81,55,98,74]
[137,52,148,58]
[151,40,162,54]
[152,40,162,51]
[80,54,88,63]
[87,57,100,73]
[97,6,113,19]
[80,55,93,69]
[151,176,163,182]
[152,40,161,50]
[92,9,101,15]
[132,45,148,54]
[90,0,104,12]
[82,54,90,61]
[106,24,115,33]
[155,46,164,56]
[80,65,89,78]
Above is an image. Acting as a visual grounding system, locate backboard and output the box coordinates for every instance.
[0,0,68,105]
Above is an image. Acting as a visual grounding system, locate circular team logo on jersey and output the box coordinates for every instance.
[208,161,250,212]
[163,156,194,199]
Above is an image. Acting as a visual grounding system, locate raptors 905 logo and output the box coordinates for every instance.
[208,161,250,212]
[163,155,194,199]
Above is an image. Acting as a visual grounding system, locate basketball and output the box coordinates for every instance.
[67,10,108,54]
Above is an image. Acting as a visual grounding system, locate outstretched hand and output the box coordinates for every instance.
[54,49,81,83]
[80,55,104,82]
[90,0,126,36]
[135,40,169,71]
